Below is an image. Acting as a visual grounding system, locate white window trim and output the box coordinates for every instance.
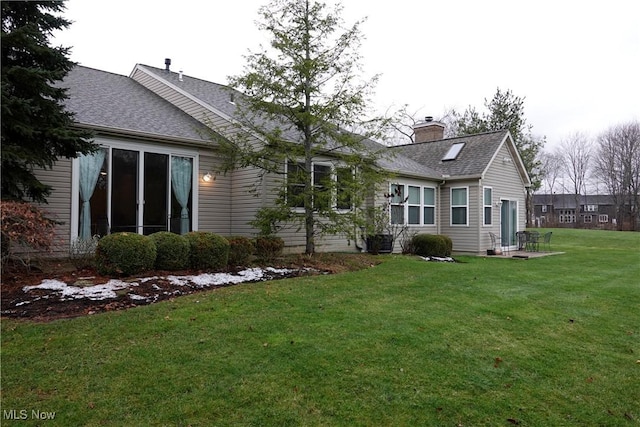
[388,183,438,226]
[483,186,493,226]
[599,214,609,223]
[286,160,351,213]
[450,186,469,226]
[423,186,436,226]
[335,166,354,212]
[70,138,199,242]
[389,183,405,225]
[407,185,421,225]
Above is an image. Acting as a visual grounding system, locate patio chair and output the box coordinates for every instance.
[516,231,527,250]
[488,232,499,255]
[541,231,552,252]
[525,231,540,252]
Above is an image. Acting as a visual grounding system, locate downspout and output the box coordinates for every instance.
[437,176,447,236]
[478,179,483,254]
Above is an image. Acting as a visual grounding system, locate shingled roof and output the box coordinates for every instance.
[389,130,511,179]
[136,64,442,179]
[60,65,517,183]
[61,66,210,143]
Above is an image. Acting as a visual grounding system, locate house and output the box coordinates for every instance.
[532,194,620,229]
[34,62,531,256]
[390,121,531,253]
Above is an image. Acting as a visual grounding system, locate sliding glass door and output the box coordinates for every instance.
[111,149,139,233]
[77,146,194,239]
[143,152,169,235]
[500,200,518,248]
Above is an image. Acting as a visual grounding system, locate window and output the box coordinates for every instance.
[388,183,437,226]
[423,187,435,225]
[407,186,421,225]
[541,205,547,213]
[75,145,195,240]
[336,167,353,210]
[483,187,492,225]
[313,164,331,210]
[286,161,305,208]
[599,214,609,223]
[390,184,405,225]
[584,215,592,223]
[585,204,597,212]
[451,187,468,225]
[442,142,465,161]
[559,209,575,223]
[287,161,352,211]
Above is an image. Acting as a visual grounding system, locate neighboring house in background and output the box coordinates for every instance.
[532,194,621,229]
[34,62,531,256]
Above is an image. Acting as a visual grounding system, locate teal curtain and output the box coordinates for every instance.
[171,157,192,234]
[78,150,106,240]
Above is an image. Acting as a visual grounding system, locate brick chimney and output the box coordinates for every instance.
[413,116,445,143]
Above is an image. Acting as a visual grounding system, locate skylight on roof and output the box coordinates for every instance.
[442,142,465,161]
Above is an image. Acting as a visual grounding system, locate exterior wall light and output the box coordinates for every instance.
[202,172,214,182]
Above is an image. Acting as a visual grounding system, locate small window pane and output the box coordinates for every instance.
[408,186,420,204]
[424,206,435,225]
[313,164,331,211]
[408,206,420,224]
[287,162,305,208]
[390,184,404,204]
[452,188,467,205]
[484,188,492,205]
[390,205,404,224]
[424,187,435,205]
[484,206,492,225]
[336,167,352,210]
[452,207,467,225]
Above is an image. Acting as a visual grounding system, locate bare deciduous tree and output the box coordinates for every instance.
[559,132,593,227]
[593,121,640,230]
[537,150,564,224]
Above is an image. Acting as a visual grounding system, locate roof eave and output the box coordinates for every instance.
[72,122,213,148]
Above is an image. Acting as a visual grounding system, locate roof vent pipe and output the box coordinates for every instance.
[425,116,433,122]
[178,70,183,81]
[164,58,171,72]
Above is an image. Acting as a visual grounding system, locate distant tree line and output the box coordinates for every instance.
[538,121,640,231]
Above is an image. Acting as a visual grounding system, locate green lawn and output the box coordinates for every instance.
[2,228,639,426]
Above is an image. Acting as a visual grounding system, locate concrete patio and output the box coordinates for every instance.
[484,250,565,259]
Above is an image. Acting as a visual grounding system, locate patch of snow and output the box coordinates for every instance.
[21,267,299,303]
[419,256,455,262]
[24,279,138,301]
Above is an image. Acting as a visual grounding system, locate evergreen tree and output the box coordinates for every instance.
[1,0,95,202]
[454,88,545,226]
[215,0,390,254]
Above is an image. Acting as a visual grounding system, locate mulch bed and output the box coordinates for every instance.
[1,254,381,322]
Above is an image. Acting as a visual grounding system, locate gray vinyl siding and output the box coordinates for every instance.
[439,180,479,253]
[229,166,269,237]
[197,153,232,235]
[33,158,73,256]
[479,143,528,252]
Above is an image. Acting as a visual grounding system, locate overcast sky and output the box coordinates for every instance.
[51,0,639,150]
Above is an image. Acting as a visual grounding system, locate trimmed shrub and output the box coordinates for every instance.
[150,232,190,271]
[95,232,156,276]
[227,236,255,267]
[185,231,230,270]
[254,235,284,261]
[411,234,452,257]
[439,234,453,256]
